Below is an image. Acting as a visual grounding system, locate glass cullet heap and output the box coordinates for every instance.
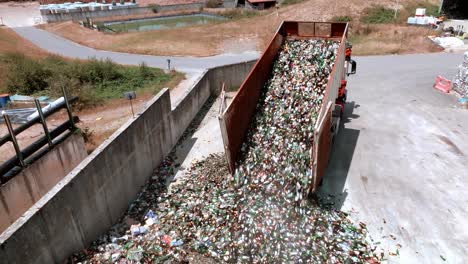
[235,39,339,203]
[453,51,468,97]
[74,39,381,264]
[232,39,344,261]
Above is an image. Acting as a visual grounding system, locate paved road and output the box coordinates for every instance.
[319,52,468,263]
[12,26,260,75]
[10,26,258,105]
[0,3,259,74]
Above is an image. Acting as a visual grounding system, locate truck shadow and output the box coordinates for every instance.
[317,101,360,210]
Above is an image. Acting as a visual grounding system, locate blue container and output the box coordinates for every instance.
[0,94,11,108]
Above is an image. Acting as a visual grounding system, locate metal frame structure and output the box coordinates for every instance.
[0,89,78,184]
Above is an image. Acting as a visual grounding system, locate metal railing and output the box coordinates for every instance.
[0,88,79,184]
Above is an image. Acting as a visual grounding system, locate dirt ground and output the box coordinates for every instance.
[40,0,441,57]
[350,24,443,55]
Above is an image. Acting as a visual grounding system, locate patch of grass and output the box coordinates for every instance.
[397,1,439,23]
[361,5,396,24]
[281,0,306,6]
[206,0,222,8]
[218,8,259,20]
[405,1,439,17]
[331,15,352,22]
[0,53,183,107]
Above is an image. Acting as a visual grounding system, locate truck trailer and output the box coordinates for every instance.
[219,21,356,193]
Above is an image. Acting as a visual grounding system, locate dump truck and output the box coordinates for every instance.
[219,21,356,192]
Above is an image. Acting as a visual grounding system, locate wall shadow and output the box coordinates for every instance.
[317,101,360,210]
[170,96,217,181]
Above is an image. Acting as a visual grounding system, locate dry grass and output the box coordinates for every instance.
[350,24,443,55]
[40,0,443,57]
[39,0,385,57]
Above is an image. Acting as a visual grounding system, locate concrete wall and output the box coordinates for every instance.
[0,60,256,264]
[0,133,87,234]
[222,0,237,8]
[43,3,205,22]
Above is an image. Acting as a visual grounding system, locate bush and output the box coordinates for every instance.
[2,53,179,106]
[4,53,51,94]
[331,15,352,22]
[148,4,160,13]
[361,5,396,24]
[219,9,258,19]
[206,0,222,8]
[138,62,153,79]
[81,58,122,83]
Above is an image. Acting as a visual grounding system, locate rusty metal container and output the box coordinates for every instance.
[219,21,349,192]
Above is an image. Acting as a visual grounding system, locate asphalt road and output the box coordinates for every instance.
[12,26,260,75]
[319,52,468,263]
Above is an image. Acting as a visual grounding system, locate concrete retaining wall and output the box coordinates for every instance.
[222,0,237,8]
[0,60,256,264]
[43,3,205,22]
[0,133,87,234]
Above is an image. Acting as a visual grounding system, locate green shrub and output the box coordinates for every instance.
[219,9,258,19]
[2,53,181,106]
[361,5,396,24]
[425,5,439,17]
[331,15,352,22]
[148,4,160,13]
[138,62,153,79]
[81,58,122,83]
[4,53,51,94]
[206,0,222,8]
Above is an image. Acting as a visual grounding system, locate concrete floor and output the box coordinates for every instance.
[173,52,468,263]
[172,93,234,181]
[319,52,468,263]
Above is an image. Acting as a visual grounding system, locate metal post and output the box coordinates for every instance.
[124,91,136,118]
[62,87,75,129]
[438,0,444,15]
[34,99,53,148]
[130,98,135,118]
[394,0,399,19]
[3,114,25,167]
[218,82,226,117]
